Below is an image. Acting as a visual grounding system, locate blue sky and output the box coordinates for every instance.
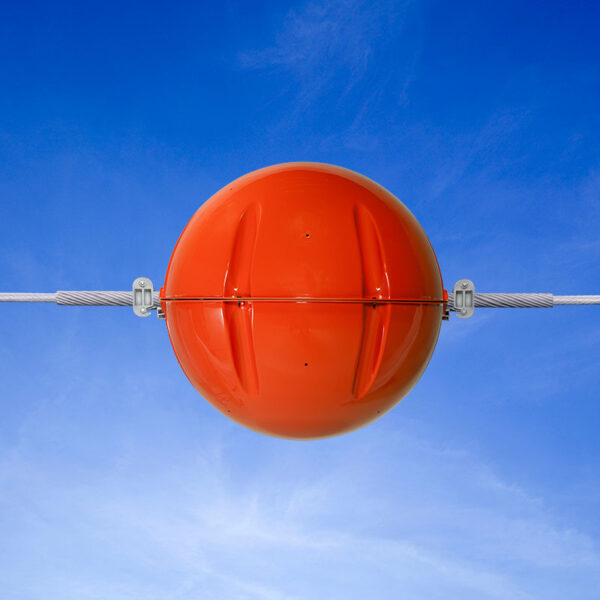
[1,1,599,598]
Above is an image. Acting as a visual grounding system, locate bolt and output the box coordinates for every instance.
[139,280,146,287]
[461,282,468,289]
[140,307,146,314]
[461,309,467,315]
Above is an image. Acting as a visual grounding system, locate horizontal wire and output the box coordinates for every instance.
[553,295,600,305]
[1,291,599,308]
[0,291,160,306]
[447,293,600,308]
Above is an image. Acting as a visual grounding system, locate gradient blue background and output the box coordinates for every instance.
[1,1,599,598]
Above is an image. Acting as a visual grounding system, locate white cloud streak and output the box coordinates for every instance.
[1,400,598,599]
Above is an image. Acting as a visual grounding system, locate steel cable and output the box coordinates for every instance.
[1,291,599,309]
[0,291,160,307]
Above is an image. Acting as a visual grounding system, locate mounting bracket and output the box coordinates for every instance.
[132,277,155,317]
[453,279,475,319]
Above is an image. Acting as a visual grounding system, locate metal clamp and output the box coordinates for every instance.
[453,279,475,319]
[132,277,154,317]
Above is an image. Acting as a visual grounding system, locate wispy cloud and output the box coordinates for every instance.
[237,0,418,146]
[240,1,398,90]
[1,400,598,599]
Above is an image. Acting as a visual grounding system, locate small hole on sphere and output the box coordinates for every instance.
[304,362,308,366]
[306,233,310,238]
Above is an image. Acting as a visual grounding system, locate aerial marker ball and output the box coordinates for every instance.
[161,163,445,439]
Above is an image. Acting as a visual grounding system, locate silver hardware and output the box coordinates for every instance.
[132,277,154,318]
[453,279,475,319]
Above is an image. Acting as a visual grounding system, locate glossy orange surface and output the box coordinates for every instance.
[162,163,445,439]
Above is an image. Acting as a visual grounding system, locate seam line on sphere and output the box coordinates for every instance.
[160,297,446,304]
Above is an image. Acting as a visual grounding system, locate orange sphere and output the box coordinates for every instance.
[161,163,445,439]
